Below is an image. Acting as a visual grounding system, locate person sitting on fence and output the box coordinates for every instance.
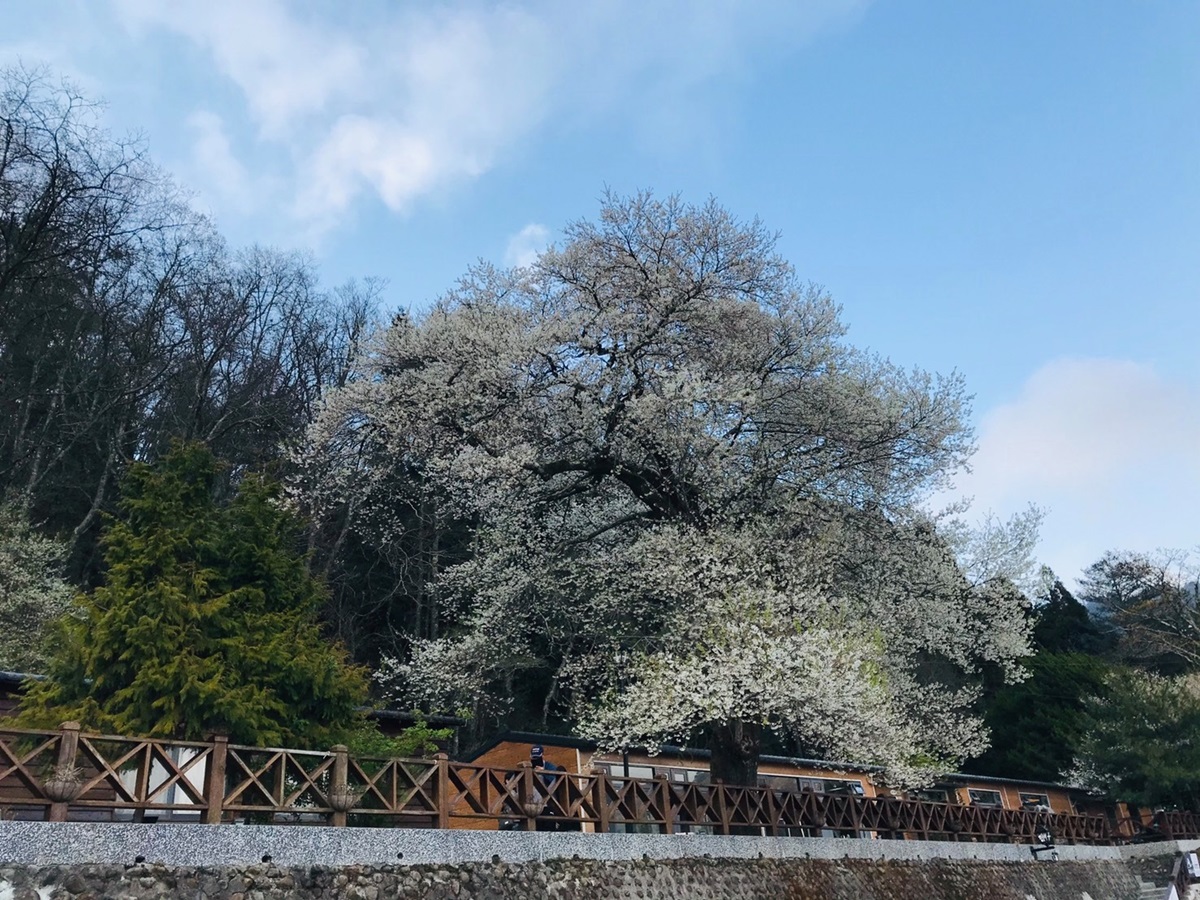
[530,745,560,784]
[529,745,580,832]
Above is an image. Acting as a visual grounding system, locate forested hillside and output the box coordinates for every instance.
[0,68,378,585]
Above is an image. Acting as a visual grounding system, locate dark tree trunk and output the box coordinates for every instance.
[709,718,762,786]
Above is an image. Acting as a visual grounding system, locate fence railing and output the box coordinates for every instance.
[2,723,1196,845]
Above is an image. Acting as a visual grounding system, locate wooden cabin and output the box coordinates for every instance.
[919,772,1102,817]
[0,670,37,718]
[464,731,1105,824]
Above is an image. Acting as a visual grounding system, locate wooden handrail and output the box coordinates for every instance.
[2,724,1197,844]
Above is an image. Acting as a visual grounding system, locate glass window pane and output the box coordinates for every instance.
[968,789,1003,807]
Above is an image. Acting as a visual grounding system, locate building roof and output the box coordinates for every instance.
[0,670,45,690]
[364,708,467,728]
[936,770,1095,795]
[464,730,878,775]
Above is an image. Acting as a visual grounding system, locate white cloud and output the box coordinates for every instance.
[504,223,550,269]
[183,110,255,215]
[113,0,363,135]
[944,357,1200,585]
[106,0,869,233]
[294,116,440,224]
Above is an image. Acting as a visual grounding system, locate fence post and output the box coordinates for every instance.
[656,775,674,835]
[715,784,731,836]
[204,734,229,824]
[851,793,864,838]
[765,787,779,837]
[594,768,610,834]
[518,762,538,832]
[47,721,82,823]
[434,753,450,830]
[330,744,349,828]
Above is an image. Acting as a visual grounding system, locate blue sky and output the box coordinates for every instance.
[5,1,1199,586]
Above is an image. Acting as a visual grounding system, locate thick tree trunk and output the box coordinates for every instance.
[708,718,762,787]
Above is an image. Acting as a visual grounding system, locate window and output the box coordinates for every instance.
[601,763,860,795]
[914,789,949,804]
[968,789,1003,807]
[603,763,706,783]
[822,779,865,796]
[795,776,864,795]
[1019,792,1051,811]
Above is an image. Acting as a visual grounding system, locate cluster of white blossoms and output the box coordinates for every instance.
[299,193,1034,784]
[564,516,1010,783]
[0,501,74,672]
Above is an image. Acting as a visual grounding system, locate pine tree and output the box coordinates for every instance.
[964,580,1114,782]
[16,442,367,747]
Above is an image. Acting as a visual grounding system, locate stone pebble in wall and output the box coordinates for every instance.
[0,857,1145,900]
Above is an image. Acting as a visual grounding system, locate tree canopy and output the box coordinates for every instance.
[1032,578,1117,657]
[1080,549,1200,674]
[17,441,367,747]
[301,192,1032,783]
[1071,670,1200,811]
[967,650,1110,783]
[981,580,1115,781]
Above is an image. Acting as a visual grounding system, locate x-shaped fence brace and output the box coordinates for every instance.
[0,725,1195,843]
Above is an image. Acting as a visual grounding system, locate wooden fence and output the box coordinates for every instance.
[2,723,1197,844]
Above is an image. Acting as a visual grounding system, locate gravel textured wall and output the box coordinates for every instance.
[0,857,1146,900]
[0,822,1134,868]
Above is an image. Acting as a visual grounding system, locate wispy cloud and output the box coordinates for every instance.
[183,110,255,215]
[944,357,1200,584]
[113,0,364,134]
[106,0,869,234]
[504,223,550,269]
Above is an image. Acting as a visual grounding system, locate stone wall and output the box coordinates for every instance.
[0,857,1146,900]
[3,823,1192,899]
[0,823,1138,868]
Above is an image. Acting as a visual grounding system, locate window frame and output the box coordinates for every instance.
[1018,792,1051,811]
[967,788,1004,807]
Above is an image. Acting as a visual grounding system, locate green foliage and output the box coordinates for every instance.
[343,715,454,759]
[967,651,1110,782]
[1032,579,1116,656]
[16,441,368,748]
[1074,670,1200,811]
[967,581,1114,782]
[0,501,74,671]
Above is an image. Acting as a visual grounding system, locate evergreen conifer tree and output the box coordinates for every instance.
[965,580,1113,781]
[17,441,367,747]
